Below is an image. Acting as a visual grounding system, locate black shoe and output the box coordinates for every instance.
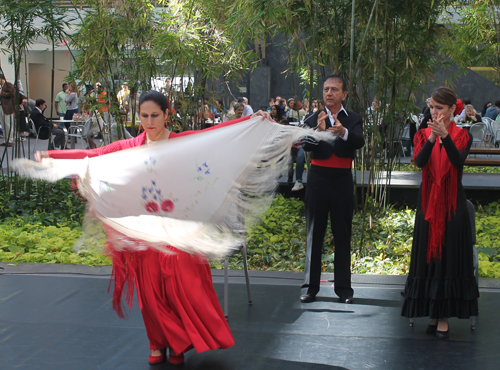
[339,296,354,304]
[426,323,438,334]
[436,329,449,339]
[0,142,12,147]
[300,294,316,303]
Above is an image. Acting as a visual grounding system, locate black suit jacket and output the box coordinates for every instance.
[302,108,365,160]
[31,109,51,140]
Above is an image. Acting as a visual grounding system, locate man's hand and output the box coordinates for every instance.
[327,115,346,136]
[251,110,274,122]
[317,111,328,131]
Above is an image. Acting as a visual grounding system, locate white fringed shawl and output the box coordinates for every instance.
[14,117,337,258]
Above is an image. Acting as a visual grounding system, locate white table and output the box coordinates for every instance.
[53,119,77,148]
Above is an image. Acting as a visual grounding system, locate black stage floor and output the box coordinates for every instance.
[1,263,500,370]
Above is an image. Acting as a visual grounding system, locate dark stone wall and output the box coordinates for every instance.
[208,35,500,113]
[419,65,500,111]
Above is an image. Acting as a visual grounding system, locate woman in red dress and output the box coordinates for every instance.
[35,91,256,365]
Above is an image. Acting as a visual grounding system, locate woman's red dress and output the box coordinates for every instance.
[47,118,250,354]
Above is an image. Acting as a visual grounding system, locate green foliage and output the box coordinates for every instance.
[215,196,500,278]
[476,201,500,277]
[242,194,306,271]
[441,1,500,80]
[392,163,500,173]
[0,218,109,265]
[0,177,86,228]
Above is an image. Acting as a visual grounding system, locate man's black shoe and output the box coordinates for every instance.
[339,296,354,304]
[300,294,316,303]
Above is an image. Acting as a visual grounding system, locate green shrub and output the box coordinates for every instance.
[0,218,110,265]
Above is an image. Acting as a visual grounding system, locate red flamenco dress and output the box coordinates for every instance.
[401,122,479,319]
[46,118,250,354]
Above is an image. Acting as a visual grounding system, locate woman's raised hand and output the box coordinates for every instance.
[428,113,448,139]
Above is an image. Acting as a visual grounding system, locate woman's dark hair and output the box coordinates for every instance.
[139,90,170,112]
[271,104,284,121]
[233,103,244,111]
[431,87,457,107]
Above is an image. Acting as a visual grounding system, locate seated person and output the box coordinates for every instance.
[31,98,66,149]
[485,100,500,119]
[287,99,306,123]
[461,104,481,123]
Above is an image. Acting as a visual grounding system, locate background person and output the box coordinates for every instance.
[233,103,244,119]
[270,104,288,125]
[481,101,492,117]
[55,83,68,126]
[461,104,481,123]
[31,99,65,149]
[237,97,253,117]
[0,74,24,147]
[300,75,365,304]
[64,81,80,128]
[484,100,500,120]
[401,86,479,339]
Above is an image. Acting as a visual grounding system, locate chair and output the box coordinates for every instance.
[32,119,59,154]
[481,117,494,146]
[223,196,253,319]
[409,199,479,330]
[489,120,500,147]
[468,122,487,148]
[67,118,93,149]
[223,240,252,318]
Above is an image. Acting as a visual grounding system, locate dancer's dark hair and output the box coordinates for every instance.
[139,90,170,112]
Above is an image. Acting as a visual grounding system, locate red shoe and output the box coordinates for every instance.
[148,349,166,365]
[169,350,185,365]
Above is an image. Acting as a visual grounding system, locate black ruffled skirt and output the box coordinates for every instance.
[401,186,479,319]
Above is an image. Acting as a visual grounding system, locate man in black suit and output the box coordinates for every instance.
[31,99,65,149]
[300,75,365,304]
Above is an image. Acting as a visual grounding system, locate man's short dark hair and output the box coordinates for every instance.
[237,97,245,103]
[35,98,46,107]
[62,83,68,89]
[324,75,347,92]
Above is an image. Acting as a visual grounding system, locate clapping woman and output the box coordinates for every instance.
[401,87,479,338]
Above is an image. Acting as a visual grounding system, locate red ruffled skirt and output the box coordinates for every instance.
[109,247,234,354]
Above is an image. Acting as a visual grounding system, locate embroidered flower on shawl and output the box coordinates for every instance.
[141,179,176,213]
[160,199,175,212]
[145,201,159,213]
[144,156,157,173]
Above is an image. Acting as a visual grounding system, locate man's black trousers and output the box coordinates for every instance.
[301,165,355,298]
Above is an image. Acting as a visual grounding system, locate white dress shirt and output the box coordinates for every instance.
[325,105,349,141]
